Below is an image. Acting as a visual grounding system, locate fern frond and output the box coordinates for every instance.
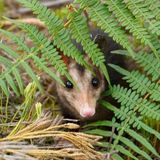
[0,30,30,53]
[99,141,138,160]
[17,23,65,72]
[105,0,159,59]
[147,0,160,20]
[0,55,20,96]
[16,0,87,68]
[5,73,19,96]
[124,0,155,19]
[0,44,42,95]
[0,28,65,83]
[126,128,159,158]
[0,38,65,96]
[68,9,110,83]
[134,53,160,81]
[0,43,23,95]
[0,44,24,95]
[0,79,9,97]
[0,29,30,53]
[87,119,160,159]
[112,154,124,160]
[112,50,160,81]
[109,64,160,101]
[75,0,134,57]
[101,102,160,141]
[120,136,152,160]
[124,0,160,36]
[111,85,160,121]
[68,9,105,66]
[31,54,64,85]
[86,128,153,160]
[100,101,160,157]
[12,68,24,94]
[14,22,72,82]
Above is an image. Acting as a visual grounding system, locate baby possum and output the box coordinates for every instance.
[55,30,126,122]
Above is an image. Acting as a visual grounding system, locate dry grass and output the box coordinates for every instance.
[0,115,104,160]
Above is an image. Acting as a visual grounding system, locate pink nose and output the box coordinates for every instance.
[80,109,95,118]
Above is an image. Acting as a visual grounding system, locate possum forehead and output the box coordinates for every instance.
[69,64,91,89]
[57,62,105,99]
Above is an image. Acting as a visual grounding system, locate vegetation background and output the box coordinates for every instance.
[0,0,160,160]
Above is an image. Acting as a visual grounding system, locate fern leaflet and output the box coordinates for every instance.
[68,8,110,83]
[105,0,159,59]
[75,0,135,57]
[16,0,88,68]
[109,63,160,101]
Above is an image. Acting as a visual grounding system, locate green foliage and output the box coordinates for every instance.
[105,0,159,58]
[68,8,110,83]
[0,29,63,95]
[75,0,135,57]
[0,0,110,96]
[124,0,160,35]
[86,49,160,159]
[86,46,160,159]
[0,0,4,18]
[0,0,160,159]
[109,63,160,102]
[16,0,87,67]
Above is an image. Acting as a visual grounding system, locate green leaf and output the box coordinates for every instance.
[21,62,42,92]
[126,128,160,158]
[12,68,24,95]
[0,42,19,58]
[120,137,152,160]
[108,63,129,76]
[5,73,19,96]
[0,55,13,67]
[99,142,138,160]
[16,0,87,67]
[76,0,135,57]
[105,0,159,59]
[32,55,64,86]
[84,120,117,128]
[68,9,110,83]
[112,154,124,160]
[0,79,9,97]
[85,129,113,137]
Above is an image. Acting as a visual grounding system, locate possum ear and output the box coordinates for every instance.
[57,48,70,66]
[93,34,107,50]
[61,54,70,66]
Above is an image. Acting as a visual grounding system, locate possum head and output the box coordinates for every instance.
[56,59,105,120]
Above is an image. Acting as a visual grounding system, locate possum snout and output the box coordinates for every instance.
[80,104,95,118]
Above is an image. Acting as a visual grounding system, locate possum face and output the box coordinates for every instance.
[56,61,105,120]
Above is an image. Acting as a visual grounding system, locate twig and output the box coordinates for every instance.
[18,0,73,14]
[2,18,45,28]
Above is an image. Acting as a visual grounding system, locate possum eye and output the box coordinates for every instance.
[91,77,100,88]
[65,80,73,89]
